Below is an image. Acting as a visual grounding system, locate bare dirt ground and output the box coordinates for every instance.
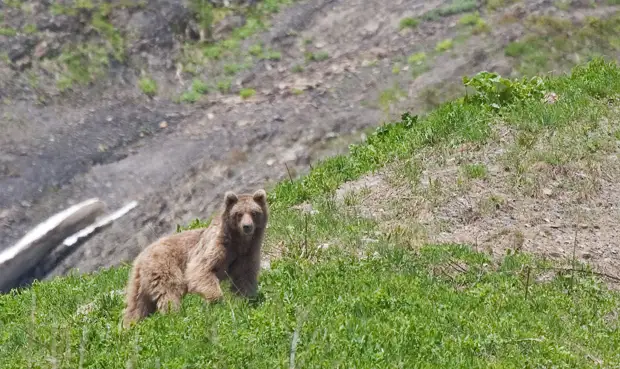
[335,117,620,287]
[1,0,618,284]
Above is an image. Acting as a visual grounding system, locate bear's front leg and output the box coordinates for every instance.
[228,252,260,298]
[187,271,224,303]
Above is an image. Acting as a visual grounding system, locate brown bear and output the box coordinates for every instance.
[122,189,268,328]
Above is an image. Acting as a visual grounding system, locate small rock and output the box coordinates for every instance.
[266,159,275,166]
[213,14,246,40]
[33,41,49,59]
[368,47,387,58]
[361,21,380,38]
[543,92,559,104]
[542,188,553,196]
[318,243,330,250]
[361,59,375,67]
[106,116,113,122]
[207,113,215,120]
[549,250,563,258]
[260,259,271,270]
[291,202,318,215]
[159,121,168,129]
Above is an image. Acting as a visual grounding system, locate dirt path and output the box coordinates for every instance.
[1,0,617,284]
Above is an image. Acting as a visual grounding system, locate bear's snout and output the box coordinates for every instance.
[242,223,254,234]
[240,213,255,234]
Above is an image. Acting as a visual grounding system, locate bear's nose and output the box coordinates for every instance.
[242,224,253,233]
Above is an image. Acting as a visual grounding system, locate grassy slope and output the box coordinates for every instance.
[2,59,620,368]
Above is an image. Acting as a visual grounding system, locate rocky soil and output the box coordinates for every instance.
[0,0,618,286]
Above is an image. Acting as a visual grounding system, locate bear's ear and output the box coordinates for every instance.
[224,191,238,208]
[252,189,267,204]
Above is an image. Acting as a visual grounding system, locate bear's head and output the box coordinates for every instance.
[223,189,268,238]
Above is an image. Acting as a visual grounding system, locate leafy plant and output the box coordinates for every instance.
[249,43,263,56]
[239,88,256,99]
[191,79,209,94]
[188,0,214,41]
[399,17,419,30]
[305,51,329,62]
[181,90,200,103]
[435,39,454,52]
[217,79,232,93]
[0,27,17,36]
[138,77,157,97]
[463,71,546,110]
[459,12,481,26]
[462,163,488,179]
[407,52,427,65]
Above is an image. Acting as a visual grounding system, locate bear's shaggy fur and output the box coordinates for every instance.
[122,189,268,327]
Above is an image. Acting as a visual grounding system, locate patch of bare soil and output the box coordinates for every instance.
[336,122,620,287]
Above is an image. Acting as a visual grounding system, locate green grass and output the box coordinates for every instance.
[305,51,329,62]
[224,63,243,76]
[458,11,490,34]
[180,90,200,103]
[217,79,232,93]
[191,79,209,94]
[459,11,482,26]
[399,17,420,30]
[22,23,37,34]
[392,63,402,74]
[378,84,407,112]
[249,43,263,56]
[0,27,17,36]
[2,242,620,368]
[269,58,620,206]
[422,0,478,21]
[435,38,454,52]
[505,14,620,76]
[486,0,518,11]
[137,77,157,97]
[179,0,295,76]
[262,50,281,61]
[407,51,427,65]
[239,87,256,99]
[462,163,488,179]
[2,58,620,367]
[55,44,110,91]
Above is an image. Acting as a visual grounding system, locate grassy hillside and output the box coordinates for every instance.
[2,58,620,368]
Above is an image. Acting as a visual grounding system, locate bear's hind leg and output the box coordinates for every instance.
[123,265,156,328]
[147,266,186,315]
[123,291,156,328]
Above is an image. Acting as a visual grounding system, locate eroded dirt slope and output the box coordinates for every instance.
[0,0,618,283]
